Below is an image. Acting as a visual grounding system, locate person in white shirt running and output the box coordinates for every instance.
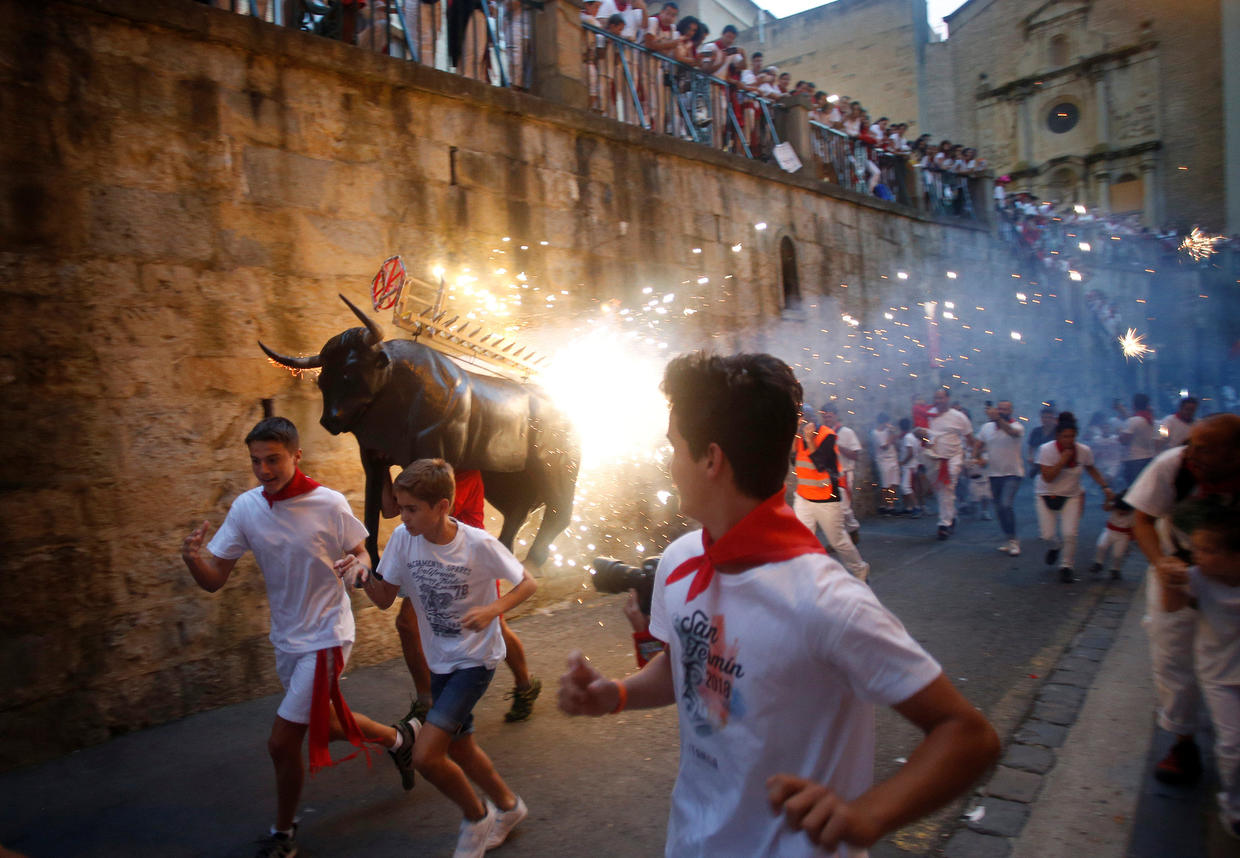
[1034,411,1114,582]
[977,399,1025,555]
[558,351,999,857]
[922,389,974,540]
[1159,396,1199,450]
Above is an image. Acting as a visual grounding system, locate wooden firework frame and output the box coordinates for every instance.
[389,272,547,381]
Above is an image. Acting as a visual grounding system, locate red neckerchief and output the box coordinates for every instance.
[308,647,378,775]
[665,491,826,602]
[1056,440,1077,469]
[263,469,321,508]
[1134,409,1155,425]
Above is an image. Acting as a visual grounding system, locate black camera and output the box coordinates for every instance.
[590,556,660,615]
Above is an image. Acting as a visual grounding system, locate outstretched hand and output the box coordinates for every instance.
[333,553,368,588]
[767,774,883,852]
[558,650,620,716]
[182,521,210,558]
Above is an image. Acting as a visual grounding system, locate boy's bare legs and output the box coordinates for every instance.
[501,617,530,687]
[450,733,518,811]
[268,716,308,831]
[330,710,397,746]
[412,723,488,820]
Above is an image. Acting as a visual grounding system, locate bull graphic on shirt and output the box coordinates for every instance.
[675,609,747,736]
[260,295,580,569]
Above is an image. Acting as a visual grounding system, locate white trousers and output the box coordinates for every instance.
[1202,681,1240,822]
[793,495,870,581]
[1144,569,1202,735]
[840,468,859,532]
[1034,494,1083,568]
[1094,528,1132,570]
[930,458,963,527]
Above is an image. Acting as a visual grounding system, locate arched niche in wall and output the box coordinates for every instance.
[1045,165,1081,204]
[780,235,803,311]
[1048,33,1070,67]
[1110,172,1144,214]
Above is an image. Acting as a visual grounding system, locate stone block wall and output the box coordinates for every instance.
[1,0,1207,769]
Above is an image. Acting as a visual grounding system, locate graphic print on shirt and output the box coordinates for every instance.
[407,559,470,637]
[676,609,746,736]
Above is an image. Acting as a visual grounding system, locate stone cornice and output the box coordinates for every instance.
[978,40,1159,101]
[1006,140,1162,179]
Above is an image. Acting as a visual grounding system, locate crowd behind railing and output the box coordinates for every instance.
[199,0,989,218]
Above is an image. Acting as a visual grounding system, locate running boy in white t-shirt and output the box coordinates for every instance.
[559,352,999,857]
[181,417,413,858]
[1156,500,1240,839]
[360,459,537,857]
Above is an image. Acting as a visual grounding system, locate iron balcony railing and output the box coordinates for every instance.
[581,23,781,161]
[207,0,536,89]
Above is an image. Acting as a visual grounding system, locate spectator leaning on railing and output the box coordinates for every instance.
[596,0,646,40]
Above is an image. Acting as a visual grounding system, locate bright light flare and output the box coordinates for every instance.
[1068,270,1083,281]
[1118,328,1152,362]
[1180,227,1223,261]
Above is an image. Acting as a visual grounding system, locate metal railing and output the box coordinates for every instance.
[582,23,781,160]
[918,166,977,218]
[809,122,866,193]
[203,0,536,89]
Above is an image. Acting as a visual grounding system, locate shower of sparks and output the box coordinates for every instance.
[1118,328,1152,362]
[1180,227,1223,261]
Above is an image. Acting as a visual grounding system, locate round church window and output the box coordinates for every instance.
[1047,102,1080,134]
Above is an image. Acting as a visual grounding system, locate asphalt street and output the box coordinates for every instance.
[2,492,1134,857]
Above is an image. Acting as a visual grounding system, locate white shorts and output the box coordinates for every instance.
[900,465,916,495]
[878,461,900,487]
[274,642,353,725]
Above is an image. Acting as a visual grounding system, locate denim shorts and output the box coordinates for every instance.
[428,665,495,737]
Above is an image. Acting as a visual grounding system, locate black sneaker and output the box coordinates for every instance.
[255,825,298,858]
[937,525,949,540]
[1059,567,1079,583]
[1089,562,1103,575]
[504,676,542,722]
[1154,737,1203,785]
[388,719,418,791]
[1045,547,1060,566]
[402,695,430,726]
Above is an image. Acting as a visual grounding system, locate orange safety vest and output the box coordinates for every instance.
[794,425,837,501]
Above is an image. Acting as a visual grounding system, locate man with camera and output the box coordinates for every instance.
[559,352,999,857]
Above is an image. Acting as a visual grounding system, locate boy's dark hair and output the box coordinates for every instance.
[1133,393,1150,410]
[722,23,737,35]
[1056,411,1078,433]
[607,12,624,25]
[899,417,912,432]
[393,458,456,508]
[662,352,802,500]
[245,417,299,451]
[1172,498,1240,552]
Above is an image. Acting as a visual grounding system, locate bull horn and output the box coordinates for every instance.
[259,340,323,369]
[339,294,384,346]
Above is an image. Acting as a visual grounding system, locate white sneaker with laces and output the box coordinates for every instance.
[1007,539,1020,556]
[453,804,497,858]
[486,796,528,849]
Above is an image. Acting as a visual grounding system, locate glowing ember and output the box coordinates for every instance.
[1180,227,1223,261]
[1118,328,1152,361]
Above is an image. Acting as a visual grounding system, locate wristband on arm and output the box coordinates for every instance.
[611,680,628,714]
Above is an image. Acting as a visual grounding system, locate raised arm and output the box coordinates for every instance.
[181,521,238,592]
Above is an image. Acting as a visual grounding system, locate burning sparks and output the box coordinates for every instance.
[1180,227,1223,261]
[1118,328,1152,362]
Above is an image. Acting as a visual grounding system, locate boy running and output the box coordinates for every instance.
[357,458,536,857]
[559,352,999,856]
[181,417,415,858]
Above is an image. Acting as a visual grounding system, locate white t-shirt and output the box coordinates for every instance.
[1187,567,1240,686]
[645,15,674,47]
[1160,414,1193,448]
[977,420,1025,477]
[1034,441,1095,496]
[900,432,920,469]
[649,534,941,858]
[208,485,367,653]
[835,425,862,473]
[376,521,525,673]
[595,0,643,39]
[928,408,973,461]
[871,427,899,467]
[1123,415,1156,461]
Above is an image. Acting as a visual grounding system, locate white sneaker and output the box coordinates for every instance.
[1007,540,1020,556]
[453,804,497,858]
[997,543,1012,553]
[486,796,528,849]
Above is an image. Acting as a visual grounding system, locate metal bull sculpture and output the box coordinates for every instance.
[260,295,580,568]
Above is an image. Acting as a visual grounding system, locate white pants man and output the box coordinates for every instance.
[929,456,963,529]
[793,495,870,581]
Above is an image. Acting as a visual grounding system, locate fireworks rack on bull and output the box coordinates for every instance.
[386,267,547,382]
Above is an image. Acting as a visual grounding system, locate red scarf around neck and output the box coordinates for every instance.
[665,491,826,602]
[263,469,321,508]
[1056,440,1077,469]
